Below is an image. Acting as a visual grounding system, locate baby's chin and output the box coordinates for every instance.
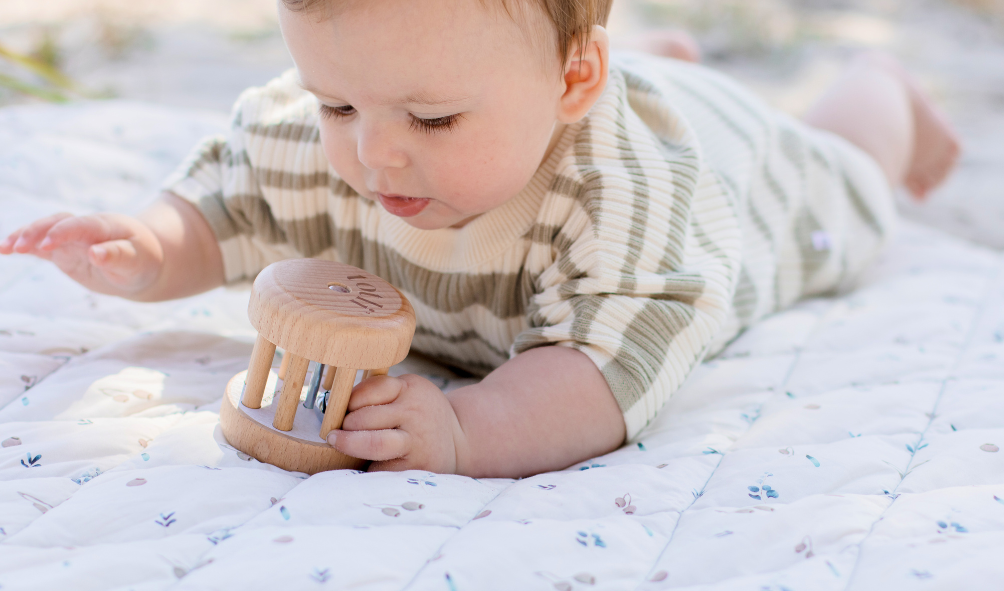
[396,210,481,231]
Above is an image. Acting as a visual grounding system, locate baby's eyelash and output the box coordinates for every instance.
[318,104,462,134]
[409,114,462,134]
[318,104,355,120]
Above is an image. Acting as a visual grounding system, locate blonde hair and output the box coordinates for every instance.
[280,0,613,72]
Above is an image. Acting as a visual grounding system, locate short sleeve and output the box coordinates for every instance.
[512,165,743,441]
[160,70,332,284]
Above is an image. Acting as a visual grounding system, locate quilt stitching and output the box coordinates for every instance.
[839,258,1004,590]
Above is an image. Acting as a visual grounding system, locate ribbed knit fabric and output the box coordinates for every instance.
[163,52,896,440]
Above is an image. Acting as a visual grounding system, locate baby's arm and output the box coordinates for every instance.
[329,345,625,478]
[449,345,626,477]
[0,192,223,301]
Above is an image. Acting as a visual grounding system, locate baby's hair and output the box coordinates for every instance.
[280,0,613,75]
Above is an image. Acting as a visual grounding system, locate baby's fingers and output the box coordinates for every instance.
[0,213,74,254]
[328,429,409,462]
[41,215,118,251]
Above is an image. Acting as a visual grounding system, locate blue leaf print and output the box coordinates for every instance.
[703,447,723,455]
[280,506,291,521]
[21,397,28,406]
[207,528,235,545]
[155,512,177,527]
[806,455,820,467]
[748,472,778,501]
[20,453,41,468]
[141,453,149,461]
[637,442,646,451]
[951,522,968,533]
[446,573,457,591]
[537,484,556,490]
[906,444,915,453]
[310,568,331,583]
[994,495,1004,505]
[71,467,103,485]
[937,521,948,529]
[951,424,958,432]
[592,534,606,548]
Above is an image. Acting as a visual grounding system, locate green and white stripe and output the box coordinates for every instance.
[164,53,895,439]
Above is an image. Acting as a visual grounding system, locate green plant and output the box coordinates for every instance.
[0,36,78,103]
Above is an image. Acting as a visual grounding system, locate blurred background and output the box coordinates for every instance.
[1,0,1002,246]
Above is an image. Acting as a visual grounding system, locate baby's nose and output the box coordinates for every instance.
[356,121,409,170]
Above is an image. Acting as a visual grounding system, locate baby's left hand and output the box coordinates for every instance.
[327,374,464,473]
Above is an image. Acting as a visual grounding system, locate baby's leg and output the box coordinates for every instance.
[616,30,702,63]
[804,52,960,199]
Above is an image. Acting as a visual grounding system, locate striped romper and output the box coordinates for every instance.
[164,52,896,440]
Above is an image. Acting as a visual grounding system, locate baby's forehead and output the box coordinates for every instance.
[284,0,560,71]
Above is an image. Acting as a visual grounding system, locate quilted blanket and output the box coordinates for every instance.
[1,101,1003,590]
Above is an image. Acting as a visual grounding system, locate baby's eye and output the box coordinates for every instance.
[319,104,356,120]
[409,114,462,134]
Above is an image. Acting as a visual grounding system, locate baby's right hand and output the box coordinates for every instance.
[0,212,165,298]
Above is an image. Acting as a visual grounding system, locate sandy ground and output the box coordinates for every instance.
[1,0,1002,247]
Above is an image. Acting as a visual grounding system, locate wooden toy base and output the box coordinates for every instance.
[220,371,367,474]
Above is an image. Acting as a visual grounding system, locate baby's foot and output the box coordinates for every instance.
[903,80,961,199]
[620,30,702,63]
[861,52,961,199]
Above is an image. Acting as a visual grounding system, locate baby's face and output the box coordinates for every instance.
[280,0,567,230]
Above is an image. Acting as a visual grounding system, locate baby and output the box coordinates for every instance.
[0,0,959,478]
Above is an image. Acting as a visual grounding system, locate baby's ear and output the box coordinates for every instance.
[557,25,610,124]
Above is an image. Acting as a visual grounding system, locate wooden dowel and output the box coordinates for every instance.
[322,365,335,391]
[278,352,291,380]
[320,367,357,440]
[273,354,309,431]
[363,367,389,379]
[241,336,276,409]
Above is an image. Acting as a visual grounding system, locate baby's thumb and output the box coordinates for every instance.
[89,239,138,269]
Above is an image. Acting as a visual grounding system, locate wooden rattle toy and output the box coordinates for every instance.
[220,259,415,474]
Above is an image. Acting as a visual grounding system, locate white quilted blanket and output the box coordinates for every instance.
[1,101,1003,591]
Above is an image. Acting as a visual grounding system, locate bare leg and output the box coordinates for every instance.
[804,51,961,199]
[614,29,702,63]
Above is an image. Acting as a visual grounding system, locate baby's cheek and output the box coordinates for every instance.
[319,125,361,184]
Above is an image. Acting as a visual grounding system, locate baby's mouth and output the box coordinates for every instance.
[377,193,431,217]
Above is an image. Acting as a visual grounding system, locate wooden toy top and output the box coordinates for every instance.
[248,259,415,369]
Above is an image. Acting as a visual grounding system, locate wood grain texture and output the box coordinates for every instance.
[221,259,416,473]
[361,368,389,380]
[278,352,290,380]
[220,372,366,474]
[320,366,357,440]
[248,259,415,369]
[241,335,276,409]
[322,364,335,391]
[273,353,309,431]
